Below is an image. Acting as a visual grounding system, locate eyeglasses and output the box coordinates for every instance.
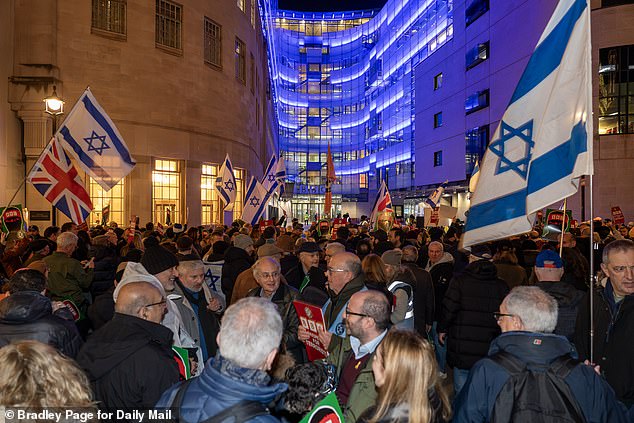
[493,312,514,321]
[327,267,348,273]
[144,299,167,309]
[345,307,371,319]
[257,271,280,279]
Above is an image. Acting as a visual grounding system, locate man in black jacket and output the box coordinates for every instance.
[402,245,435,336]
[221,234,255,301]
[0,269,82,358]
[76,281,180,415]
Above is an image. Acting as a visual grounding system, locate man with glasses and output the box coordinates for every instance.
[77,281,180,414]
[454,286,628,422]
[575,239,634,408]
[328,290,390,423]
[246,257,303,362]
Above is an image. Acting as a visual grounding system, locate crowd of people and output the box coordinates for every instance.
[0,215,633,422]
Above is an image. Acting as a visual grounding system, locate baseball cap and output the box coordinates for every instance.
[535,249,563,268]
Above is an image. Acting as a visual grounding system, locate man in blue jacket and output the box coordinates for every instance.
[453,286,629,423]
[156,297,287,423]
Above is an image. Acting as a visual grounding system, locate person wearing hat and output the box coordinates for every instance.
[534,249,584,341]
[284,241,327,293]
[221,234,255,302]
[437,243,509,396]
[381,248,415,330]
[22,239,51,267]
[176,235,201,261]
[230,243,286,305]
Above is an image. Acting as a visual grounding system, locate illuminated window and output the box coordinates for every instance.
[152,159,181,224]
[466,41,489,70]
[233,168,246,219]
[250,0,256,27]
[237,0,245,12]
[250,53,255,93]
[89,178,125,226]
[204,17,222,68]
[360,173,368,189]
[92,0,126,36]
[201,164,221,225]
[598,45,634,135]
[465,89,489,114]
[434,73,443,90]
[466,0,489,26]
[155,0,182,51]
[235,38,246,84]
[434,151,443,167]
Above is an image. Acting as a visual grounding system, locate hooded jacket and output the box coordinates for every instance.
[76,313,180,413]
[536,281,584,340]
[0,291,82,358]
[453,332,629,423]
[221,246,254,300]
[438,260,509,369]
[425,252,455,321]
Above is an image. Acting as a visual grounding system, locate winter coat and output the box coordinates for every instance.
[76,313,180,414]
[438,260,509,370]
[221,247,254,300]
[246,283,304,363]
[156,354,287,423]
[493,262,528,288]
[284,264,327,292]
[323,273,366,337]
[44,251,94,307]
[87,286,115,330]
[453,332,629,423]
[0,291,83,358]
[536,281,584,340]
[574,281,634,407]
[402,262,435,334]
[425,252,454,321]
[358,390,447,423]
[89,246,118,298]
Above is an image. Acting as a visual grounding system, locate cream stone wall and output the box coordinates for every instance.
[6,0,277,228]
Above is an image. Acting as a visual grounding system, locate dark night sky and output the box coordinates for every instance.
[277,0,387,12]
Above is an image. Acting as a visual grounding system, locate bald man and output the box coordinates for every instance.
[77,281,180,414]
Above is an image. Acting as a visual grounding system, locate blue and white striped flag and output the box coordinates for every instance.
[275,154,287,196]
[56,88,135,191]
[425,181,447,208]
[215,154,237,211]
[463,0,592,248]
[261,154,279,195]
[241,176,270,226]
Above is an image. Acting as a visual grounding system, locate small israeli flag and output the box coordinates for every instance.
[56,88,135,191]
[425,181,447,208]
[275,154,287,196]
[215,154,237,211]
[241,176,270,226]
[261,154,279,195]
[463,0,593,247]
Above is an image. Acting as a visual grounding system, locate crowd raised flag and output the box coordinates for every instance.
[324,143,337,217]
[369,180,393,230]
[275,154,287,197]
[241,176,269,226]
[463,0,593,248]
[56,88,135,191]
[27,137,93,225]
[426,180,448,208]
[215,154,237,211]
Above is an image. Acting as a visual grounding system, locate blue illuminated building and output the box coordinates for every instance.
[260,0,454,217]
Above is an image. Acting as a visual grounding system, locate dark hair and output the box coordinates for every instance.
[145,222,154,231]
[336,226,350,240]
[60,222,75,233]
[284,362,336,414]
[356,239,373,258]
[8,269,47,294]
[390,228,404,242]
[362,291,391,331]
[44,226,60,239]
[263,226,276,239]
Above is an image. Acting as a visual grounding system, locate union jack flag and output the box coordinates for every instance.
[27,137,93,224]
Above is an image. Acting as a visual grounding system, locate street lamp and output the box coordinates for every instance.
[43,85,65,225]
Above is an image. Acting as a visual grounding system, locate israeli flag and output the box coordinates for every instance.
[425,181,447,208]
[463,0,593,248]
[275,154,287,196]
[241,176,270,226]
[215,154,237,211]
[261,154,279,195]
[56,88,135,191]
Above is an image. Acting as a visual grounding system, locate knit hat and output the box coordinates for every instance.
[258,243,283,258]
[535,249,563,268]
[298,241,321,254]
[141,245,179,275]
[172,223,184,234]
[470,244,492,260]
[382,249,403,266]
[234,234,254,250]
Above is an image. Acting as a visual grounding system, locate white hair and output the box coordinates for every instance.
[326,242,346,255]
[252,257,281,278]
[177,260,205,275]
[504,286,558,333]
[57,232,78,250]
[218,297,282,368]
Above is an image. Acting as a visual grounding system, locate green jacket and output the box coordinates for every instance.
[327,336,378,423]
[43,252,93,306]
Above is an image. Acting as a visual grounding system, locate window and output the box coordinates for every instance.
[466,0,489,26]
[598,45,634,135]
[237,0,245,12]
[152,159,181,224]
[204,18,222,68]
[155,0,182,51]
[232,168,246,219]
[250,0,256,27]
[250,53,255,93]
[434,151,443,167]
[465,125,489,175]
[235,38,246,84]
[434,112,443,128]
[434,72,443,90]
[92,0,126,36]
[201,164,221,225]
[466,41,489,70]
[465,89,490,114]
[89,178,125,226]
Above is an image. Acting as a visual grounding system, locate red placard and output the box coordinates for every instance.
[430,207,440,226]
[293,300,328,361]
[611,206,625,226]
[260,219,275,228]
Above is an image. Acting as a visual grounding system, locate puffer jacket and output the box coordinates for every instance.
[0,291,83,358]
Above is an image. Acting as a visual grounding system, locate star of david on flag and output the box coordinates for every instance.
[56,88,135,191]
[27,137,93,225]
[215,154,237,211]
[241,176,270,226]
[275,154,287,197]
[261,154,280,195]
[463,0,593,248]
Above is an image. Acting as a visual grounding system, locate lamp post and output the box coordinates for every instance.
[44,85,65,226]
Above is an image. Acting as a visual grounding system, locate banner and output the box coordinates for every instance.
[542,208,573,239]
[0,205,25,233]
[299,392,344,423]
[611,206,625,226]
[293,300,327,361]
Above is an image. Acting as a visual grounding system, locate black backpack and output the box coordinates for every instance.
[490,351,586,423]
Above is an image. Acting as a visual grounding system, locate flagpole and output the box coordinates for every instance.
[559,198,567,257]
[588,174,595,364]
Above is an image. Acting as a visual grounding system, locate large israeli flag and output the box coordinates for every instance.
[261,154,279,195]
[56,88,135,191]
[241,176,270,226]
[215,154,237,211]
[463,0,593,248]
